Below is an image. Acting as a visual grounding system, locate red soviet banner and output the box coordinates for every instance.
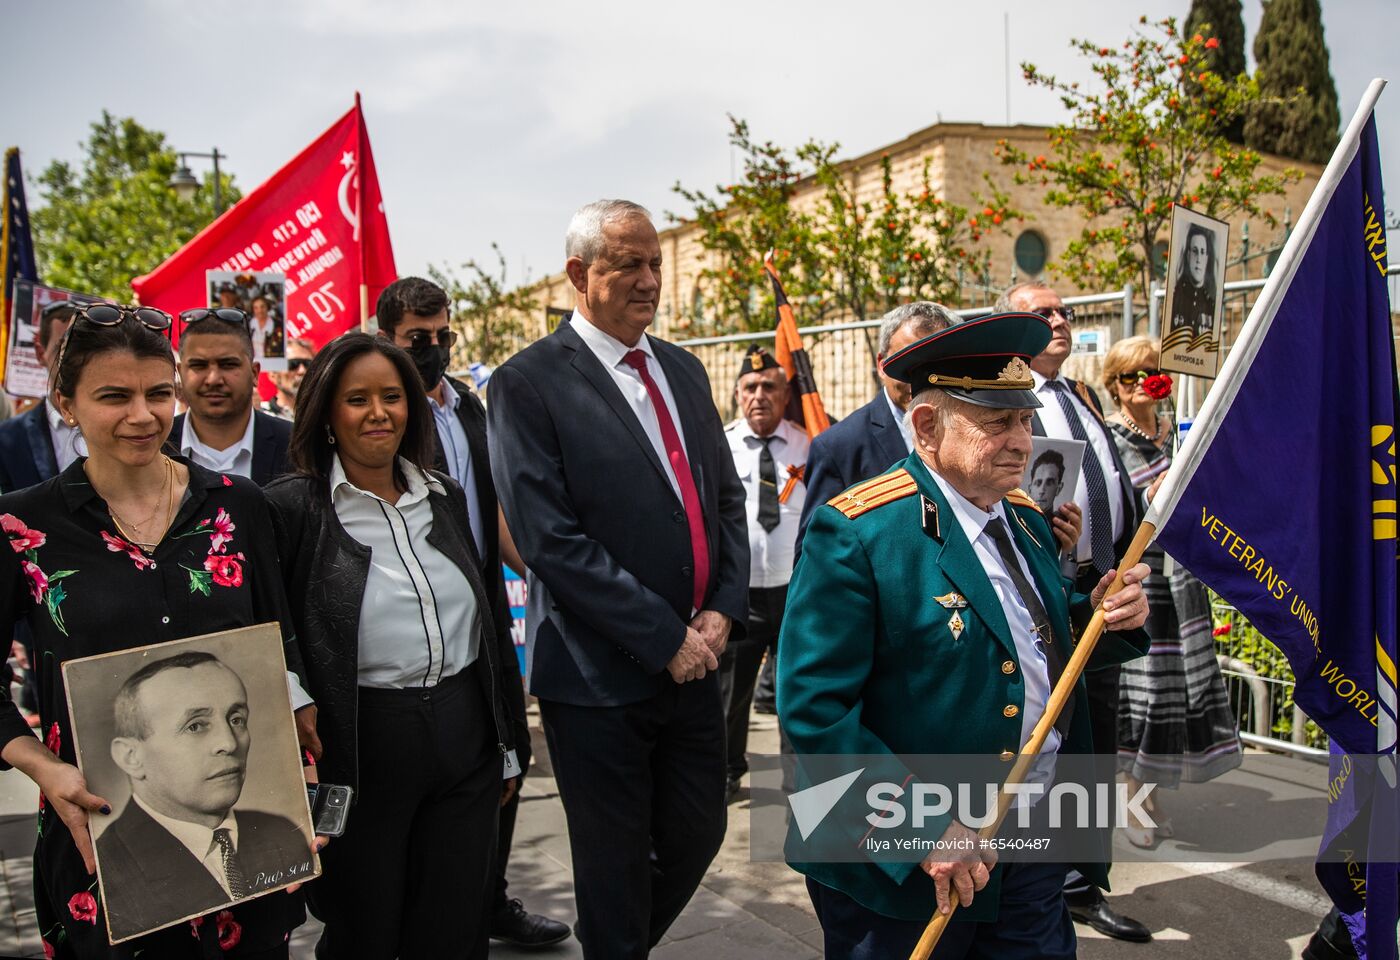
[133,95,396,350]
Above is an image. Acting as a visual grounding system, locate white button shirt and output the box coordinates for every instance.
[180,409,256,479]
[929,470,1061,758]
[44,398,87,471]
[331,455,480,689]
[569,311,689,505]
[726,417,810,588]
[132,795,240,897]
[1029,371,1125,563]
[885,391,915,454]
[427,383,485,557]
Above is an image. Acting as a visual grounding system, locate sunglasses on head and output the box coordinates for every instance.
[1030,305,1075,323]
[287,357,311,372]
[1116,368,1161,385]
[180,307,252,334]
[55,303,173,372]
[402,328,458,351]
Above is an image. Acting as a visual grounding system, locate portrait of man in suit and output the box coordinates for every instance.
[96,651,312,942]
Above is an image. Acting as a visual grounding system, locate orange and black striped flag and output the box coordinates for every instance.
[764,251,829,438]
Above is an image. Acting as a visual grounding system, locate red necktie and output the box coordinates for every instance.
[622,349,711,611]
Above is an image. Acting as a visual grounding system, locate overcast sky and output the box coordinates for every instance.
[3,0,1394,290]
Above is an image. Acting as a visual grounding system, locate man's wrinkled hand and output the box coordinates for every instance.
[667,629,719,683]
[919,821,997,915]
[1092,562,1152,630]
[689,610,732,658]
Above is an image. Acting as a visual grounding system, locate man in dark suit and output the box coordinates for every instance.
[0,301,83,493]
[487,199,749,959]
[998,281,1150,943]
[373,276,563,948]
[99,651,313,941]
[165,312,291,486]
[796,302,962,557]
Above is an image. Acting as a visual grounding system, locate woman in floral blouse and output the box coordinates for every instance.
[0,306,314,958]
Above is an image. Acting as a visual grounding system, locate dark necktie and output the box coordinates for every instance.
[1046,380,1114,575]
[213,827,248,898]
[755,436,780,533]
[622,350,711,611]
[984,516,1073,738]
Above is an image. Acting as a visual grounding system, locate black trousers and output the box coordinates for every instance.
[311,669,500,959]
[494,785,520,908]
[540,677,727,960]
[718,584,787,780]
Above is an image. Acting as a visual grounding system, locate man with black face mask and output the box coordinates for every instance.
[374,277,570,950]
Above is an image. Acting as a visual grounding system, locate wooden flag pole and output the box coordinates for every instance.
[909,519,1159,960]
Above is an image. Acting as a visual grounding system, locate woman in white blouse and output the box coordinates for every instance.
[266,333,521,960]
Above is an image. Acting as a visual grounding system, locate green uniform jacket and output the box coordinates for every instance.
[778,453,1149,923]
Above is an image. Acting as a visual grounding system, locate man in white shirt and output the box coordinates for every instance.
[170,312,291,486]
[720,346,809,803]
[997,281,1149,944]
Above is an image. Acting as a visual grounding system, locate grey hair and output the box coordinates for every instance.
[903,386,968,437]
[877,301,960,357]
[994,281,1054,313]
[565,199,653,263]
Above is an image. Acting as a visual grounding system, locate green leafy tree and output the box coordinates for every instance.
[31,112,240,300]
[670,116,1016,337]
[997,16,1300,296]
[429,243,538,367]
[1244,0,1340,164]
[1185,0,1247,141]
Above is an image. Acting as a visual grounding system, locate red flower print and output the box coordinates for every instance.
[204,552,245,589]
[1,514,46,552]
[68,891,97,924]
[209,508,237,554]
[190,916,204,938]
[1142,373,1173,400]
[20,561,48,603]
[42,940,54,959]
[216,910,242,950]
[101,531,154,571]
[44,722,60,756]
[222,475,233,487]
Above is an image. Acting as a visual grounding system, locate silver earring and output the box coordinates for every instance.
[325,424,336,445]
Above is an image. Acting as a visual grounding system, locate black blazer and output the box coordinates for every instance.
[266,472,518,793]
[486,320,750,707]
[166,410,292,487]
[795,390,908,558]
[1032,377,1142,562]
[0,402,58,493]
[96,801,309,941]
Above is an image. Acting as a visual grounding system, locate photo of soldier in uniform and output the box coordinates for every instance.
[1160,206,1229,379]
[62,625,317,943]
[1022,437,1085,517]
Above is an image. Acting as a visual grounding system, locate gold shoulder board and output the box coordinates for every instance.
[828,469,918,519]
[1004,488,1043,514]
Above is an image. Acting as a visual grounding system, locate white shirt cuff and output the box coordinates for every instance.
[287,671,314,711]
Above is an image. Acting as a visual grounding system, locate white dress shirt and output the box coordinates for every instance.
[44,398,87,471]
[726,417,810,588]
[331,455,480,689]
[251,317,275,361]
[1029,371,1125,564]
[427,383,485,556]
[132,795,240,897]
[929,470,1061,758]
[180,409,257,479]
[885,391,915,454]
[569,311,689,504]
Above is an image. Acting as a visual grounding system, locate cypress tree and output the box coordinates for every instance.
[1185,0,1248,141]
[1244,0,1341,163]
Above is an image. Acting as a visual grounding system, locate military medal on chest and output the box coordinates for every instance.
[933,591,968,641]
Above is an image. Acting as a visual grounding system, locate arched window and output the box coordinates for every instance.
[1014,231,1048,276]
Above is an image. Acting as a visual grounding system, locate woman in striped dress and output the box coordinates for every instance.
[1101,336,1242,847]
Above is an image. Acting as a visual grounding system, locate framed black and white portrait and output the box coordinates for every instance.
[1022,437,1086,517]
[1160,206,1229,379]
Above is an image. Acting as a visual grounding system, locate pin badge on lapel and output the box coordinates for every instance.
[920,496,941,540]
[933,591,968,609]
[948,611,965,641]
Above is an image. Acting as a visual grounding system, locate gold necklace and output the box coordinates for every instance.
[109,456,175,553]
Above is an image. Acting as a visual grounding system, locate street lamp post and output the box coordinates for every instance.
[169,148,226,215]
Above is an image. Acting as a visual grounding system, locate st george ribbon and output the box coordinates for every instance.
[1146,79,1397,959]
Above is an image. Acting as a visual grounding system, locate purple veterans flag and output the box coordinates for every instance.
[1146,79,1397,959]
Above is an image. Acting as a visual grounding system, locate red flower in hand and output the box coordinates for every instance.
[216,910,242,950]
[1142,373,1173,400]
[1,514,46,552]
[68,891,98,924]
[203,552,245,589]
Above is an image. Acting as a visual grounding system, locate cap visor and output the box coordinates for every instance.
[945,387,1043,410]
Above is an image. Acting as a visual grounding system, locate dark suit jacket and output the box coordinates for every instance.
[97,801,311,941]
[794,390,908,557]
[1032,376,1142,562]
[165,410,292,487]
[0,402,58,493]
[486,320,749,707]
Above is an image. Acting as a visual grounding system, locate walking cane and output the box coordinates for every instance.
[908,521,1158,960]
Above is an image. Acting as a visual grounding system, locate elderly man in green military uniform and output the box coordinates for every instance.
[778,312,1152,960]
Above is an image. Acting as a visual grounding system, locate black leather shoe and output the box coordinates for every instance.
[753,699,777,715]
[725,776,744,805]
[490,898,571,947]
[1066,891,1152,943]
